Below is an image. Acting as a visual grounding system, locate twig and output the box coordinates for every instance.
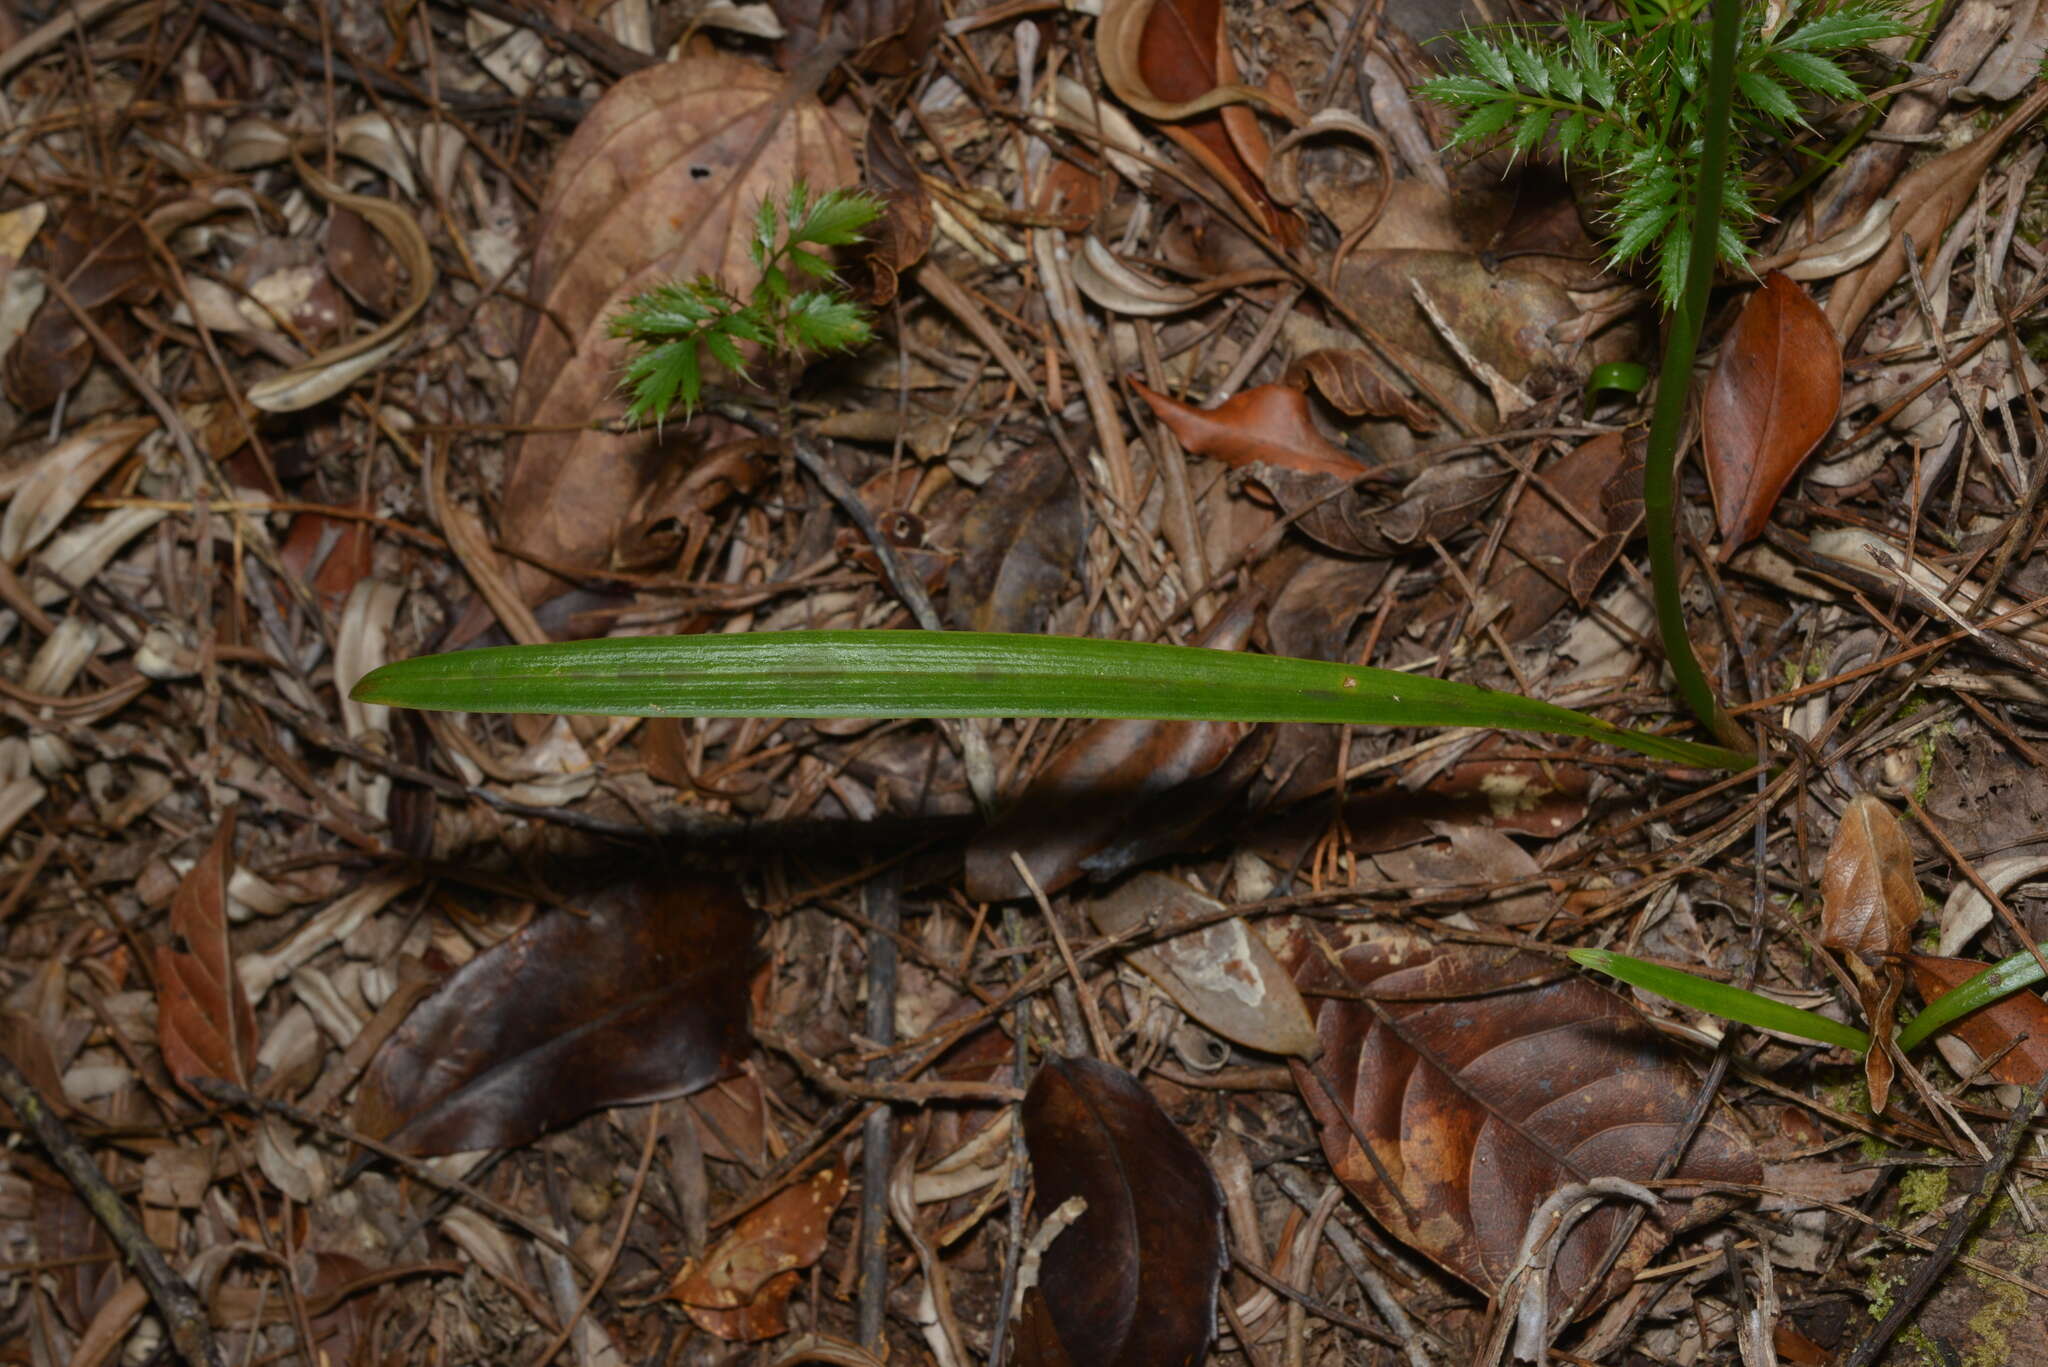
[757,1028,1024,1104]
[1009,853,1113,1061]
[1840,1064,2048,1367]
[0,1051,223,1367]
[856,870,901,1350]
[526,1104,662,1367]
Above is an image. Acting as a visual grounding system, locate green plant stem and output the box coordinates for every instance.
[1642,0,1750,757]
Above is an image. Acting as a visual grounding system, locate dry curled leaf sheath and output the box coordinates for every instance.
[1289,933,1758,1322]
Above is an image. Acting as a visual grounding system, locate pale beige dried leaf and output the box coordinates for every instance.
[1827,84,2048,342]
[1820,795,1919,962]
[0,416,155,564]
[31,506,167,607]
[1069,235,1201,316]
[1088,873,1318,1058]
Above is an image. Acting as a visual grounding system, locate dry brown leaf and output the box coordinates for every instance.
[1700,272,1841,552]
[945,443,1084,635]
[857,119,933,305]
[155,816,258,1093]
[1086,873,1318,1058]
[1284,349,1438,432]
[1907,954,2048,1088]
[1820,795,1918,1113]
[1098,0,1300,242]
[505,54,857,604]
[3,204,157,412]
[1820,795,1920,964]
[1827,83,2048,344]
[669,1161,849,1341]
[1129,376,1359,477]
[772,0,937,78]
[0,417,155,566]
[1241,457,1507,559]
[1287,928,1758,1324]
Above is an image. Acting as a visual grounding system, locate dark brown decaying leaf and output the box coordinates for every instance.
[668,1161,848,1341]
[1284,349,1438,432]
[1129,376,1361,478]
[1241,458,1509,559]
[858,119,933,306]
[965,596,1266,902]
[1907,955,2048,1088]
[1286,930,1759,1323]
[1019,1056,1227,1367]
[155,815,258,1093]
[356,877,758,1154]
[1700,271,1842,553]
[946,443,1084,635]
[773,0,938,78]
[4,205,158,412]
[504,56,857,604]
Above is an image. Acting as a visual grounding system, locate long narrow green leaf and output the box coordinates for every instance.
[1569,949,1870,1052]
[351,632,1751,770]
[1894,943,2048,1054]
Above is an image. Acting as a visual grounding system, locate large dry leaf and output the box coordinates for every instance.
[1086,873,1318,1058]
[1820,796,1919,964]
[1284,349,1438,432]
[357,877,758,1154]
[155,815,258,1092]
[1129,376,1360,477]
[1700,272,1841,552]
[945,443,1084,634]
[1827,83,2048,344]
[965,598,1266,902]
[1906,955,2048,1089]
[505,55,857,603]
[1286,930,1758,1323]
[1018,1056,1227,1367]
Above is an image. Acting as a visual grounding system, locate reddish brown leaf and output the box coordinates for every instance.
[1286,930,1758,1322]
[1819,796,1920,964]
[4,205,157,412]
[356,877,757,1154]
[1907,954,2048,1088]
[945,443,1084,635]
[155,816,257,1093]
[965,596,1267,901]
[1019,1057,1226,1367]
[504,56,857,604]
[1284,349,1439,433]
[1130,376,1359,478]
[669,1160,848,1341]
[1700,271,1842,552]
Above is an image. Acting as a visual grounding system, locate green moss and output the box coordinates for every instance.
[1899,1166,1950,1218]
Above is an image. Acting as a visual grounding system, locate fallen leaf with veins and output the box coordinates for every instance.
[669,1161,849,1341]
[1129,376,1360,477]
[156,816,258,1094]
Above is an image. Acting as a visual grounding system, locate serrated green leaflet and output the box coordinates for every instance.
[351,631,1752,770]
[1569,949,1869,1052]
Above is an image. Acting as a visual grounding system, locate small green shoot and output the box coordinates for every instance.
[609,183,884,425]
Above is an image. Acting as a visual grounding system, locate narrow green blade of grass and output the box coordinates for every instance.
[1570,948,1870,1052]
[1894,943,2048,1055]
[351,631,1752,770]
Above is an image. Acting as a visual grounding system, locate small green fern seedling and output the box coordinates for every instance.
[610,182,885,426]
[1417,1,1913,307]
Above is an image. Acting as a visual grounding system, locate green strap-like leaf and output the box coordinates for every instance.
[1894,944,2048,1054]
[351,631,1752,770]
[1571,949,1870,1052]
